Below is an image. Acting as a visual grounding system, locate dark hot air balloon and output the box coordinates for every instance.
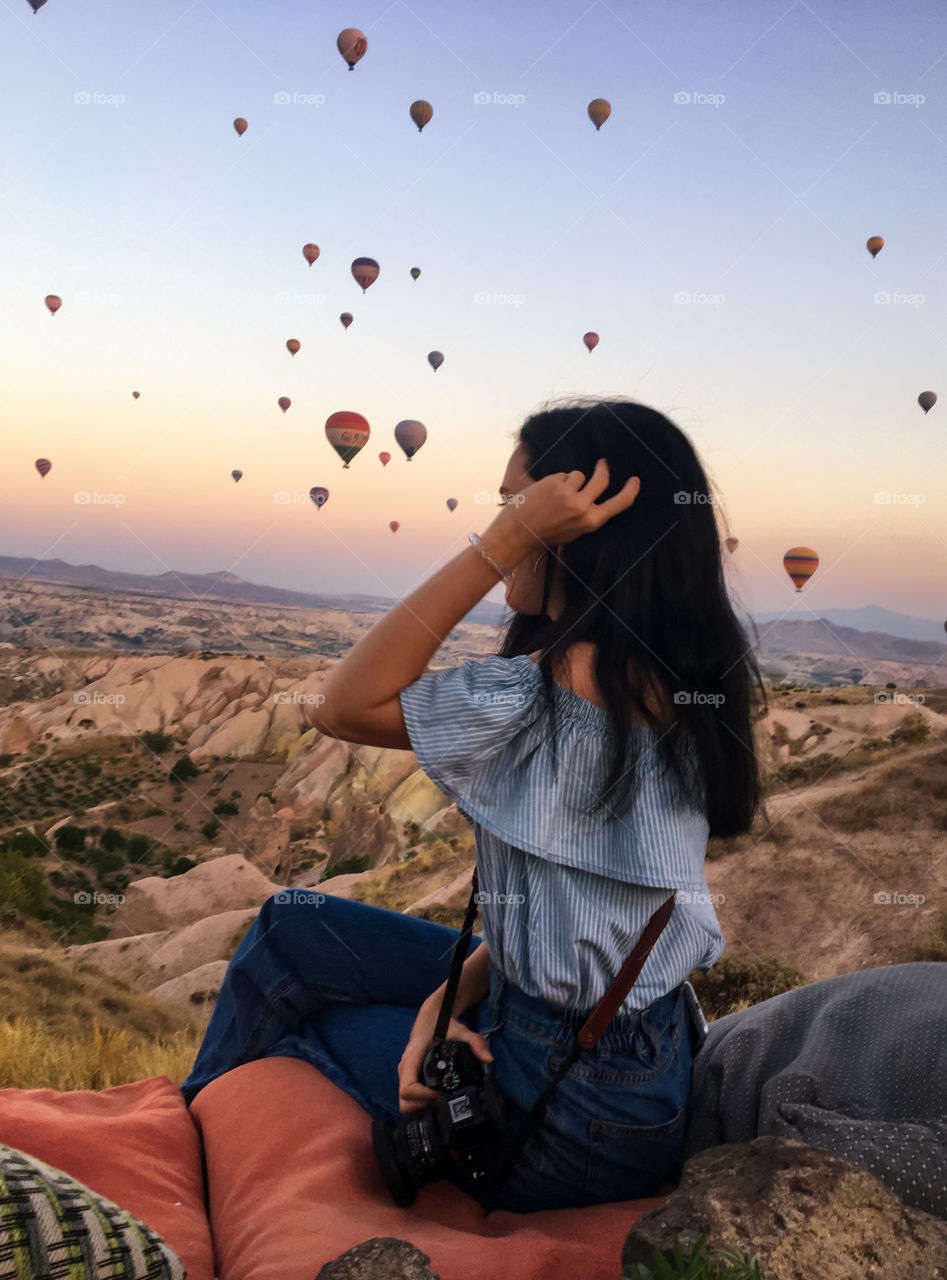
[866,236,884,258]
[725,537,739,554]
[132,391,140,399]
[278,397,291,413]
[428,350,444,372]
[44,294,61,316]
[325,411,370,468]
[394,419,427,460]
[286,339,300,356]
[378,451,391,466]
[583,331,599,352]
[410,100,433,132]
[35,458,52,478]
[340,312,353,330]
[446,498,458,512]
[233,117,248,137]
[337,28,367,70]
[783,547,819,592]
[231,470,243,483]
[310,486,329,509]
[588,99,611,130]
[302,243,320,266]
[410,267,421,281]
[389,520,400,533]
[27,1,48,12]
[918,391,937,413]
[351,257,380,292]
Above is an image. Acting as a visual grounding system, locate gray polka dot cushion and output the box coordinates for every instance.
[682,962,947,1221]
[0,1142,185,1279]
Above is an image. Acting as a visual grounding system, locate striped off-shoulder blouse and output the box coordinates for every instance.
[399,653,725,1013]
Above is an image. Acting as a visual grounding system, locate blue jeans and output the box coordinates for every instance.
[180,890,701,1213]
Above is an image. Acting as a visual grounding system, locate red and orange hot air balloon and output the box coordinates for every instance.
[725,537,739,554]
[35,458,52,478]
[302,243,320,266]
[389,520,400,533]
[44,294,61,316]
[409,100,433,132]
[286,339,301,356]
[351,257,380,292]
[588,99,611,130]
[233,117,248,137]
[583,331,599,353]
[325,411,370,468]
[337,28,367,70]
[278,397,291,413]
[866,236,884,258]
[783,547,819,592]
[378,451,391,467]
[340,312,353,330]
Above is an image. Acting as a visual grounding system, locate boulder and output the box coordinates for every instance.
[404,867,474,916]
[149,960,231,1024]
[386,769,452,826]
[136,908,259,989]
[316,1238,442,1280]
[107,855,279,939]
[66,930,175,983]
[622,1136,947,1280]
[422,805,469,835]
[228,796,290,877]
[275,735,354,818]
[331,795,403,870]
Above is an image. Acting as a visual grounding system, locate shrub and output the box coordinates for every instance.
[141,730,174,754]
[100,827,126,852]
[687,955,808,1021]
[125,834,153,862]
[201,819,221,841]
[0,850,49,917]
[623,1230,772,1279]
[169,756,199,785]
[212,800,239,816]
[322,855,372,880]
[80,761,101,780]
[163,855,196,878]
[55,825,87,853]
[4,832,50,859]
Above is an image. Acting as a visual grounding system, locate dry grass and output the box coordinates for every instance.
[0,1017,203,1091]
[350,834,475,912]
[817,749,947,833]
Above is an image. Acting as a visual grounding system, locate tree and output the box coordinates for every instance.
[55,824,87,853]
[100,827,126,852]
[169,755,199,785]
[201,819,221,841]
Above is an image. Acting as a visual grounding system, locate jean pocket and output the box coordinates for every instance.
[582,1104,688,1205]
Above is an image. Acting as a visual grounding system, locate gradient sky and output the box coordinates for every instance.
[2,0,946,620]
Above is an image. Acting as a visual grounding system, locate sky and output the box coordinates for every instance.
[2,0,946,621]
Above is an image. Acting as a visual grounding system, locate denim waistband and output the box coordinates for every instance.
[486,966,683,1052]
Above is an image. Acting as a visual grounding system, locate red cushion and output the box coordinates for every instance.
[0,1074,215,1280]
[191,1057,671,1280]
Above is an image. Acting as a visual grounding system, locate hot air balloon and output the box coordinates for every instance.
[725,537,739,554]
[286,339,301,356]
[428,350,444,372]
[389,521,400,533]
[583,331,599,353]
[337,28,367,70]
[394,419,427,461]
[27,1,48,12]
[351,257,380,292]
[278,396,291,413]
[44,294,61,316]
[309,486,329,509]
[410,267,421,281]
[181,636,202,653]
[340,312,353,330]
[918,391,937,413]
[302,243,320,266]
[233,117,248,137]
[866,236,884,258]
[783,547,819,592]
[231,470,243,483]
[446,498,458,512]
[325,411,370,468]
[35,458,51,478]
[410,100,433,132]
[588,99,611,130]
[132,391,140,399]
[379,451,391,466]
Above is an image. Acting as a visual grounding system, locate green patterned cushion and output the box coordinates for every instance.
[0,1142,186,1279]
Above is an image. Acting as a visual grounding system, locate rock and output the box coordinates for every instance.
[621,1136,947,1280]
[331,795,403,870]
[67,930,175,983]
[149,960,231,1024]
[386,769,452,825]
[136,908,259,989]
[316,1238,443,1280]
[275,734,354,819]
[404,867,474,916]
[228,796,290,877]
[801,733,820,752]
[423,805,469,835]
[190,707,271,761]
[107,854,279,939]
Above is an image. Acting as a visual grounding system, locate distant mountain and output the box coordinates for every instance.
[753,617,947,667]
[753,605,946,645]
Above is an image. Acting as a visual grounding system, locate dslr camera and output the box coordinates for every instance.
[372,1038,508,1206]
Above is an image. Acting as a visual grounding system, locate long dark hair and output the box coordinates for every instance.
[497,399,765,839]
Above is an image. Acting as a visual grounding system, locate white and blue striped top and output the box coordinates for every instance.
[400,654,726,1013]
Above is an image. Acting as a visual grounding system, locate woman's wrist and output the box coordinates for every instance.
[477,515,538,574]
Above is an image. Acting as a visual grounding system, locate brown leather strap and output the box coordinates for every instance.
[576,894,676,1049]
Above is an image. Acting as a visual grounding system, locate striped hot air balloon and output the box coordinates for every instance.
[783,547,819,592]
[325,411,370,468]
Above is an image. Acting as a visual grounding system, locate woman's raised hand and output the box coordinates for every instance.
[492,458,640,553]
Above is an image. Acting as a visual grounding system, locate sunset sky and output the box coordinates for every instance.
[2,0,946,620]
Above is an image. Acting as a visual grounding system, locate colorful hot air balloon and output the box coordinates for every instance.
[379,451,391,466]
[783,547,819,592]
[725,537,739,554]
[351,257,380,292]
[446,498,458,512]
[27,1,48,12]
[340,312,353,330]
[302,243,320,266]
[44,294,61,316]
[233,117,248,137]
[866,236,884,258]
[588,99,611,130]
[918,391,937,413]
[309,486,329,509]
[35,458,51,478]
[583,331,599,353]
[389,521,400,533]
[132,391,140,399]
[394,419,427,461]
[410,100,433,132]
[410,267,421,281]
[428,350,444,372]
[286,339,301,356]
[337,28,367,70]
[325,411,370,469]
[231,470,243,483]
[278,396,291,413]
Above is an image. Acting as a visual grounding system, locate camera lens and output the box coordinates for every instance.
[371,1112,451,1207]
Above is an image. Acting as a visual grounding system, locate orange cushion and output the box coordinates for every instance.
[0,1074,216,1280]
[191,1057,671,1280]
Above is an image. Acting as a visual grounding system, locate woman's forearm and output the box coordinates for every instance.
[424,941,492,1017]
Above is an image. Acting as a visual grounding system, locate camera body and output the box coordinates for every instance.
[372,1039,508,1207]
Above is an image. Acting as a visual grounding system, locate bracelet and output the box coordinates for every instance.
[469,532,516,585]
